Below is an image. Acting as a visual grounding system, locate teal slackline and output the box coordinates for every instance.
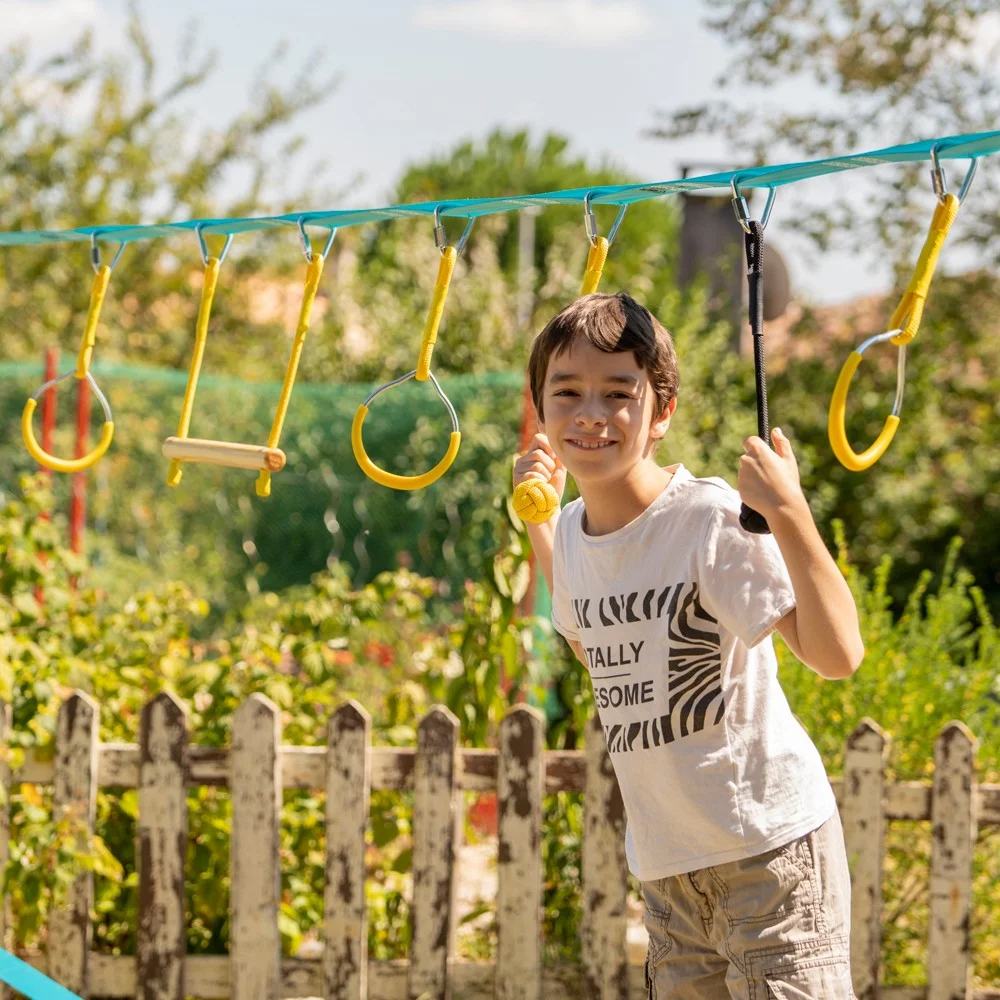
[0,130,997,248]
[0,948,82,1000]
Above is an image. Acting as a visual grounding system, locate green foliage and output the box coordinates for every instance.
[776,520,1000,988]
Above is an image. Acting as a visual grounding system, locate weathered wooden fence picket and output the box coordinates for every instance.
[2,692,999,1000]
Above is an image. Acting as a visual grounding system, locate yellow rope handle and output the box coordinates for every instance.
[167,256,222,487]
[75,265,112,378]
[828,351,902,472]
[352,405,461,490]
[22,397,114,474]
[256,253,326,496]
[510,236,611,522]
[415,246,458,382]
[580,237,609,296]
[888,193,960,346]
[828,193,960,472]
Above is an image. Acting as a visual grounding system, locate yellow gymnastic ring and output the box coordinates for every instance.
[352,405,460,490]
[22,396,114,474]
[512,478,560,524]
[828,351,901,472]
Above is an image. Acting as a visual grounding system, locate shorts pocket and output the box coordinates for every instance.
[715,841,814,928]
[763,955,854,999]
[643,897,673,967]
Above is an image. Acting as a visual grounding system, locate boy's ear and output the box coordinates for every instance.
[651,396,677,439]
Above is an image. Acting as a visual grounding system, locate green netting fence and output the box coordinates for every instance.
[0,361,533,611]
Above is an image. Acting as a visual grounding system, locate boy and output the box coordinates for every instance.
[513,292,864,1000]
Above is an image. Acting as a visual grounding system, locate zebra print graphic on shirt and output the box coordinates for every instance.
[571,579,718,631]
[599,582,724,755]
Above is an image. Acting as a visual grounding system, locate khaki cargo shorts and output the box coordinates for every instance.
[641,807,858,999]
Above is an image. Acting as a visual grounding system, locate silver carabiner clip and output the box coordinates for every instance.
[195,224,234,266]
[433,205,475,255]
[89,231,126,274]
[584,191,628,247]
[929,143,979,205]
[730,175,777,234]
[297,216,337,263]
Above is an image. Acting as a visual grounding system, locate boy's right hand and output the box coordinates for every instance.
[513,433,567,501]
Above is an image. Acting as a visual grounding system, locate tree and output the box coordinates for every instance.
[0,6,341,374]
[650,1,1000,263]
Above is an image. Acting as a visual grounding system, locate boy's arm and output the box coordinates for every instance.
[769,503,864,680]
[739,428,864,681]
[525,518,557,596]
[525,518,587,667]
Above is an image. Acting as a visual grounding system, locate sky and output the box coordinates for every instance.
[5,0,993,306]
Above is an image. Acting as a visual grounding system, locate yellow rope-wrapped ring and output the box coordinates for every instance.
[512,478,560,524]
[22,370,115,474]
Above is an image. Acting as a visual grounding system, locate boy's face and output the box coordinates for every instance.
[539,337,675,488]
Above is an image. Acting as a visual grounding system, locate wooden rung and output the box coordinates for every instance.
[162,437,286,472]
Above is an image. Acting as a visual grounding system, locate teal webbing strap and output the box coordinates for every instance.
[0,948,82,1000]
[1,129,998,248]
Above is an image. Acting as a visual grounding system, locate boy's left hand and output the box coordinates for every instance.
[738,427,807,520]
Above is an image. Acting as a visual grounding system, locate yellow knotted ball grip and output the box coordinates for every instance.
[22,396,114,474]
[352,404,461,490]
[828,351,901,472]
[512,478,560,524]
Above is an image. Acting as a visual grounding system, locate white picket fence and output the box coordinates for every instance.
[1,692,999,999]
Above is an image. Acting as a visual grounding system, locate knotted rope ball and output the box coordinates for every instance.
[512,478,560,524]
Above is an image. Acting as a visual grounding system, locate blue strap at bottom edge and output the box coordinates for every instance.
[0,949,82,999]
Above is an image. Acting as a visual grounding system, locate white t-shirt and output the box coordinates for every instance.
[551,464,837,881]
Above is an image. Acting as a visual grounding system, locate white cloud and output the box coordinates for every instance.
[414,0,653,47]
[4,0,107,47]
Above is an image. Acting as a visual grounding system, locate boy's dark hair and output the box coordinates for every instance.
[527,292,680,422]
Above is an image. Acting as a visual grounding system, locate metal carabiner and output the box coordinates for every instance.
[195,224,234,266]
[584,191,628,248]
[730,175,777,234]
[297,216,337,263]
[89,231,126,274]
[433,205,475,255]
[828,329,907,472]
[929,143,979,205]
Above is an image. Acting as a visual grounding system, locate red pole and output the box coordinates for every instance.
[42,347,58,458]
[70,374,89,556]
[35,348,59,606]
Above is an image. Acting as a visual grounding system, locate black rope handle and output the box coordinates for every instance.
[740,219,772,535]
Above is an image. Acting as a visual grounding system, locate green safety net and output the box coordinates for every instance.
[0,361,527,600]
[1,130,997,248]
